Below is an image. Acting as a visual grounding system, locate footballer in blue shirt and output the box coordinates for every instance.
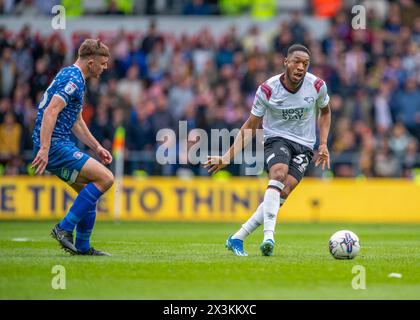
[32,39,114,256]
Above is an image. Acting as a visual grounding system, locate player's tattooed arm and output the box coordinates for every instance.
[31,96,66,175]
[72,113,113,165]
[204,114,262,174]
[315,102,331,171]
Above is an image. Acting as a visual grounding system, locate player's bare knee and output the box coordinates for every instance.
[270,171,287,183]
[98,170,114,191]
[104,171,115,190]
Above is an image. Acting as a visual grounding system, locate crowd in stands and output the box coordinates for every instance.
[0,0,221,16]
[1,0,420,178]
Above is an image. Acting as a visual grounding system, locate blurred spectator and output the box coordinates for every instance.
[183,0,212,15]
[390,77,420,141]
[150,93,174,137]
[13,0,39,16]
[389,122,414,162]
[116,64,143,107]
[126,99,156,175]
[272,21,294,55]
[402,138,419,177]
[374,81,393,135]
[400,0,420,28]
[374,137,400,177]
[412,17,420,44]
[104,0,125,15]
[242,25,269,54]
[30,57,49,100]
[4,156,25,175]
[168,74,194,122]
[141,21,161,56]
[89,102,114,151]
[289,11,308,45]
[359,131,375,177]
[331,119,358,177]
[13,36,33,83]
[0,47,16,98]
[0,0,13,14]
[0,112,22,161]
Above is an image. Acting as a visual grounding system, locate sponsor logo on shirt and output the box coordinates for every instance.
[281,107,309,120]
[61,168,70,180]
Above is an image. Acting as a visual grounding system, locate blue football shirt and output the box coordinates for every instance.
[32,64,86,147]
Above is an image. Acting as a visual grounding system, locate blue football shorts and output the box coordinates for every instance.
[33,141,90,185]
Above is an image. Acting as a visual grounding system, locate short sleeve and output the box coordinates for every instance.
[251,84,271,117]
[316,81,330,109]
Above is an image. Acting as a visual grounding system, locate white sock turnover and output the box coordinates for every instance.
[232,203,264,241]
[263,180,284,242]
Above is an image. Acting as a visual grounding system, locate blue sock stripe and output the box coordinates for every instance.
[71,186,100,252]
[86,183,103,198]
[67,211,81,224]
[76,231,93,240]
[75,203,96,251]
[82,189,99,203]
[60,184,101,233]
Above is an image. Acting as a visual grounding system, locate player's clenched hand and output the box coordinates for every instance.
[96,146,113,165]
[31,148,49,175]
[204,155,229,174]
[315,143,330,171]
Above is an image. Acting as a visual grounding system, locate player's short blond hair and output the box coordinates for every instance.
[78,39,110,59]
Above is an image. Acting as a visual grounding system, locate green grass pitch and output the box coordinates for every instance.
[0,221,419,299]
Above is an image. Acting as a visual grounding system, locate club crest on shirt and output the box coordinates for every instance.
[304,96,315,104]
[64,81,77,95]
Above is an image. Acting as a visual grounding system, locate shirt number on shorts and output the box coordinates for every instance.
[293,154,309,172]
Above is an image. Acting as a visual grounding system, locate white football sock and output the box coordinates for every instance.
[263,180,284,242]
[232,203,264,241]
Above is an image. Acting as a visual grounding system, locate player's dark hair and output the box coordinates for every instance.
[287,44,310,58]
[78,39,110,59]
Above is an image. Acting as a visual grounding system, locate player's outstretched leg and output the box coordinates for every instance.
[226,203,264,256]
[72,158,113,256]
[225,235,248,256]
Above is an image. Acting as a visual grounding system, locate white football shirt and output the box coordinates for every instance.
[251,72,330,149]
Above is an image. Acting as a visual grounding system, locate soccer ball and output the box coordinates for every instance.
[328,230,360,259]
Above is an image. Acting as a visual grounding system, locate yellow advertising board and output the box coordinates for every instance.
[0,177,419,223]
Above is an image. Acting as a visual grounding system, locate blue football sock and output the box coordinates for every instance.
[75,207,96,252]
[59,183,103,232]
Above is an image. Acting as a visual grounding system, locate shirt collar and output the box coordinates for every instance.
[73,64,86,84]
[280,73,304,94]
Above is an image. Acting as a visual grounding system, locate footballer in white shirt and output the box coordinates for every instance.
[205,44,331,256]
